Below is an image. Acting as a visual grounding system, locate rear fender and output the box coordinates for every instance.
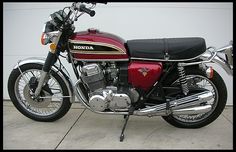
[201,51,233,76]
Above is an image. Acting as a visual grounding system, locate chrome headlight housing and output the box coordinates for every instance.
[40,10,66,45]
[41,22,60,45]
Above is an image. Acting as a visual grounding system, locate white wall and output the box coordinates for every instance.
[3,2,233,105]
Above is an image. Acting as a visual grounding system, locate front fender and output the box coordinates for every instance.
[201,51,233,76]
[13,57,75,103]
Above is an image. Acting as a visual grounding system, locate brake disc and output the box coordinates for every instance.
[23,85,51,108]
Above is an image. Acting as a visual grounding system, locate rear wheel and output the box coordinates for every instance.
[162,67,227,128]
[8,63,72,122]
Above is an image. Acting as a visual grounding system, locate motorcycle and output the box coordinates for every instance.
[8,2,233,142]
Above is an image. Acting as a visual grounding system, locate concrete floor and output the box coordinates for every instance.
[3,100,233,150]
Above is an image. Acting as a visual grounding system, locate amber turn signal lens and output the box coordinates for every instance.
[49,43,57,53]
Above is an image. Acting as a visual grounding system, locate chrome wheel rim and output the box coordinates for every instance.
[14,69,63,116]
[171,75,219,123]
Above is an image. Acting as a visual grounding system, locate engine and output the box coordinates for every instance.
[80,63,139,112]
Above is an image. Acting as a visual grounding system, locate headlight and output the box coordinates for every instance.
[40,10,66,45]
[41,23,59,45]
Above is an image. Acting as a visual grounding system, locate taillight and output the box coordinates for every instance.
[206,66,214,79]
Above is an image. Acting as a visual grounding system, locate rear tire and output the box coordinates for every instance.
[8,63,72,122]
[162,66,227,128]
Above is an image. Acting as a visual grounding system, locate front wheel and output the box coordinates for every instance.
[8,63,72,122]
[162,66,227,128]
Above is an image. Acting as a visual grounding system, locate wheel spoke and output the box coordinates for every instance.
[14,69,64,117]
[172,75,218,123]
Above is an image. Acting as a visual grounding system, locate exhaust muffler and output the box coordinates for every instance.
[133,91,213,116]
[172,105,212,115]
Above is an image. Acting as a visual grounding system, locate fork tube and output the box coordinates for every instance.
[42,51,58,72]
[34,51,57,97]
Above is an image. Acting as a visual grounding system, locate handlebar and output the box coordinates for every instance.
[78,4,95,17]
[80,1,107,4]
[64,2,107,22]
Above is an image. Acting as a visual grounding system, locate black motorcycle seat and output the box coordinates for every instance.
[127,37,206,61]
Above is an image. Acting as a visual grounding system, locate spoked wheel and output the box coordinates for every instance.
[8,63,71,122]
[162,67,227,128]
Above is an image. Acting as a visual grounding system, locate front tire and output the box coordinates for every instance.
[8,63,72,122]
[162,66,227,128]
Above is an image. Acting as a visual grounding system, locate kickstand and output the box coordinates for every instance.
[120,114,130,142]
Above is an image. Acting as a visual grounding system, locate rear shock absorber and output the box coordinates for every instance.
[177,63,189,95]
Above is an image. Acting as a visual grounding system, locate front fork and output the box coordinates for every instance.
[34,32,62,97]
[34,52,57,97]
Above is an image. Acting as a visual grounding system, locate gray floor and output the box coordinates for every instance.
[3,100,233,150]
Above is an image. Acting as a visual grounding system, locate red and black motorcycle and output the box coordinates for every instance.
[8,2,233,141]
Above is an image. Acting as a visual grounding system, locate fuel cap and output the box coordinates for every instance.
[88,28,99,34]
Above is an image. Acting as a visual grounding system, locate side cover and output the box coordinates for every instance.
[128,61,163,91]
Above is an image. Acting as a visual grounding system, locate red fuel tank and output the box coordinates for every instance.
[128,61,163,91]
[68,28,129,61]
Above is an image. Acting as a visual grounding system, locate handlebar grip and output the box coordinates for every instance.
[99,2,107,4]
[79,4,95,17]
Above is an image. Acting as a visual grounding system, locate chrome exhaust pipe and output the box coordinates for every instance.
[133,91,213,116]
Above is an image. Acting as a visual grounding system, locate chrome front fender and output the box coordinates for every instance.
[13,57,75,103]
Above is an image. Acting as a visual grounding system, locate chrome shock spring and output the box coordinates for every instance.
[177,64,189,95]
